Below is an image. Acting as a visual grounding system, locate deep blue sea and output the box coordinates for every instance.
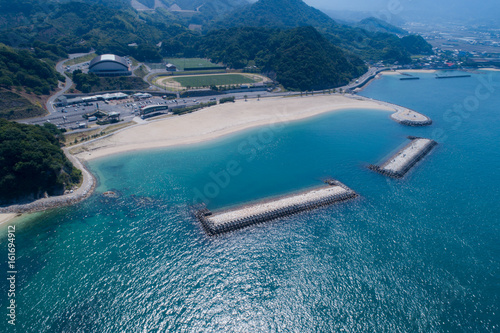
[1,71,499,332]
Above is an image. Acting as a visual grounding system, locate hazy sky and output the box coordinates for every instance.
[303,0,500,22]
[304,0,499,12]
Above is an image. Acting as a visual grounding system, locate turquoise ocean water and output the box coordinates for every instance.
[1,71,499,332]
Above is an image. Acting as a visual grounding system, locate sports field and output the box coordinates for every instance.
[173,74,256,87]
[156,73,271,91]
[166,58,221,70]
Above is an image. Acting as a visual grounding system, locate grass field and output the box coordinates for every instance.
[172,74,256,87]
[166,58,221,70]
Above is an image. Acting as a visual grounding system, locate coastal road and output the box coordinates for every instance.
[341,66,389,91]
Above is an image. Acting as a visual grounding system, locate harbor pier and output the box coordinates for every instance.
[368,136,437,179]
[195,180,358,236]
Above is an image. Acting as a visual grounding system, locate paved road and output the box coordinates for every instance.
[341,67,389,91]
[46,52,95,114]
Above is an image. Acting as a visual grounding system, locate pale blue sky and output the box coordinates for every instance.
[303,0,500,22]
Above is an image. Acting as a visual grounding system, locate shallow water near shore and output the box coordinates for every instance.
[1,71,499,332]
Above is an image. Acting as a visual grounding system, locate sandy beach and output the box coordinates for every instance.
[380,69,437,75]
[0,213,18,226]
[75,95,395,161]
[479,67,500,72]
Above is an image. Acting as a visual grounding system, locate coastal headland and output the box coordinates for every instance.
[0,150,96,216]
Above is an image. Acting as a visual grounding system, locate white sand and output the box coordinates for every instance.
[382,139,433,173]
[0,213,18,226]
[381,69,437,76]
[479,68,500,72]
[208,186,349,226]
[75,95,394,161]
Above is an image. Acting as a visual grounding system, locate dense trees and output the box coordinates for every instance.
[401,35,434,55]
[0,43,61,95]
[355,17,408,35]
[0,1,185,58]
[0,119,82,204]
[197,27,365,90]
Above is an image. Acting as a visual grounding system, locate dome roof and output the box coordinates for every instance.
[89,54,129,71]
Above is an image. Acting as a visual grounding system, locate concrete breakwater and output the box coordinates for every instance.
[195,180,358,236]
[368,136,438,179]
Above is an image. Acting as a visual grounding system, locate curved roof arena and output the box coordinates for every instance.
[89,54,130,74]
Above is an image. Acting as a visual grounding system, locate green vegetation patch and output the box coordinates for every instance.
[172,74,255,88]
[166,58,221,71]
[0,90,46,120]
[0,119,82,204]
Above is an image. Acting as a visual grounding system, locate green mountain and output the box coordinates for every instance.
[0,43,61,95]
[355,17,408,36]
[0,1,192,60]
[400,35,434,55]
[218,0,335,29]
[214,0,431,63]
[0,43,64,119]
[197,26,366,90]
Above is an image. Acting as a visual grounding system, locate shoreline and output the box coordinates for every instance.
[73,95,405,162]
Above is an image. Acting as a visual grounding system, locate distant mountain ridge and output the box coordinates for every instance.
[213,0,430,63]
[356,17,408,36]
[216,0,337,30]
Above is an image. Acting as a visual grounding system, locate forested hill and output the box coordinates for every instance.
[198,26,366,90]
[214,0,432,63]
[355,17,408,36]
[0,43,61,94]
[0,119,82,205]
[0,1,192,60]
[219,0,334,29]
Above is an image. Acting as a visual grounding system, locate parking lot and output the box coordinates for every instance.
[28,95,214,130]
